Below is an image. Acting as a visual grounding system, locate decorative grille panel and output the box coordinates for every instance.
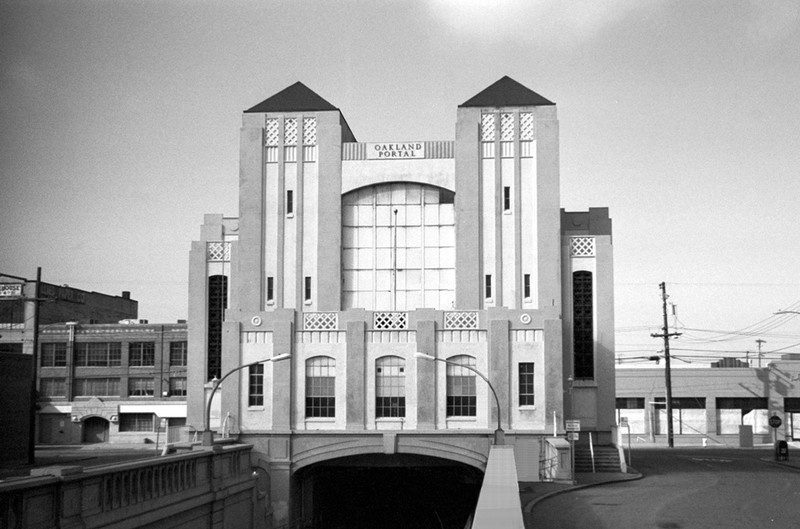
[207,242,231,261]
[481,114,495,142]
[285,118,298,146]
[303,117,316,145]
[374,312,407,330]
[266,147,279,163]
[570,237,596,257]
[501,113,514,141]
[444,311,478,329]
[304,312,338,330]
[265,118,279,146]
[520,113,534,140]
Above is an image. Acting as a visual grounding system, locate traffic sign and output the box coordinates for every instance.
[566,420,581,431]
[567,432,579,441]
[619,417,629,427]
[769,415,782,428]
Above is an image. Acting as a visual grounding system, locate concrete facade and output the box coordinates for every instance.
[187,78,616,527]
[616,355,800,446]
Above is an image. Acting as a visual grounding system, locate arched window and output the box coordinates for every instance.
[446,355,476,417]
[376,356,405,418]
[207,275,228,380]
[306,357,336,418]
[342,183,456,311]
[573,271,594,379]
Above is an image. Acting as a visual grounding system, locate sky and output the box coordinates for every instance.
[2,0,799,367]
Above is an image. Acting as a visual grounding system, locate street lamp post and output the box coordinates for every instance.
[414,352,504,445]
[202,353,290,446]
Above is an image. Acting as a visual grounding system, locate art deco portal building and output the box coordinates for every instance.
[187,77,615,524]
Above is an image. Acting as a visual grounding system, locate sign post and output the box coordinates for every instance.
[566,420,581,484]
[769,414,782,446]
[620,417,632,467]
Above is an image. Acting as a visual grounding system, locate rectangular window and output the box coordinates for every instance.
[304,276,312,303]
[169,342,187,366]
[446,358,477,417]
[40,378,66,398]
[655,397,707,435]
[75,343,121,367]
[129,342,155,367]
[573,271,594,379]
[616,397,646,434]
[717,397,768,435]
[485,274,492,300]
[267,277,274,303]
[306,358,336,418]
[286,190,294,215]
[503,186,511,212]
[249,364,264,406]
[128,377,155,397]
[74,378,120,397]
[376,358,406,418]
[41,343,67,367]
[523,274,531,300]
[119,413,154,432]
[519,362,535,406]
[0,343,23,354]
[169,377,187,397]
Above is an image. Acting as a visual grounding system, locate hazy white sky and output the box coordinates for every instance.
[2,0,799,366]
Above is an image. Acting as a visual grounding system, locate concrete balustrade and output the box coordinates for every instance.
[0,444,259,529]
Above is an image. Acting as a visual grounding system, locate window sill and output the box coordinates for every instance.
[518,405,536,410]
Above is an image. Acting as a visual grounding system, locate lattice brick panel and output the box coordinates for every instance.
[570,237,595,257]
[481,114,495,142]
[444,311,478,329]
[304,312,338,330]
[207,242,231,261]
[284,118,298,146]
[374,312,407,330]
[265,118,279,146]
[520,112,534,140]
[501,113,514,141]
[303,117,316,145]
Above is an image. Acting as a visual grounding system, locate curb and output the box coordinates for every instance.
[523,471,644,513]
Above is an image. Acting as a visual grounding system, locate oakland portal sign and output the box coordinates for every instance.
[367,142,425,159]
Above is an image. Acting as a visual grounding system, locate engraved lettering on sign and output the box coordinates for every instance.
[367,143,425,159]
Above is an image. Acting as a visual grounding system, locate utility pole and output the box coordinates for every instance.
[756,339,766,368]
[651,282,681,448]
[28,267,42,465]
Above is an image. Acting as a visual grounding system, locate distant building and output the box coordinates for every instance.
[187,78,616,527]
[1,272,187,447]
[36,321,188,445]
[616,355,800,445]
[0,272,138,356]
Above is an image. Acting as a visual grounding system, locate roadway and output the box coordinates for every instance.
[530,448,800,529]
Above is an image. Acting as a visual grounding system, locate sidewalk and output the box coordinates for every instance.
[519,470,643,529]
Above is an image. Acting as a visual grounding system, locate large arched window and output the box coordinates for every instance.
[376,356,405,418]
[207,275,228,380]
[572,271,594,380]
[446,355,476,417]
[342,183,455,311]
[306,357,336,418]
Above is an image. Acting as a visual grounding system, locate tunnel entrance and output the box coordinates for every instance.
[293,453,483,529]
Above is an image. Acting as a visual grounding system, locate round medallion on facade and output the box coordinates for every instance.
[251,316,262,327]
[520,313,532,325]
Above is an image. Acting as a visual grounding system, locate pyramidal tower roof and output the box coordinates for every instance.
[245,82,338,113]
[459,76,555,108]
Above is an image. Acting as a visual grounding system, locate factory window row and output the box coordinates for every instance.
[40,341,188,368]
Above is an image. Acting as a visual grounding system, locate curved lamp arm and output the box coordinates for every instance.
[203,353,290,446]
[414,352,504,444]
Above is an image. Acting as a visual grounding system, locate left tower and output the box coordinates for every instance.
[187,83,356,428]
